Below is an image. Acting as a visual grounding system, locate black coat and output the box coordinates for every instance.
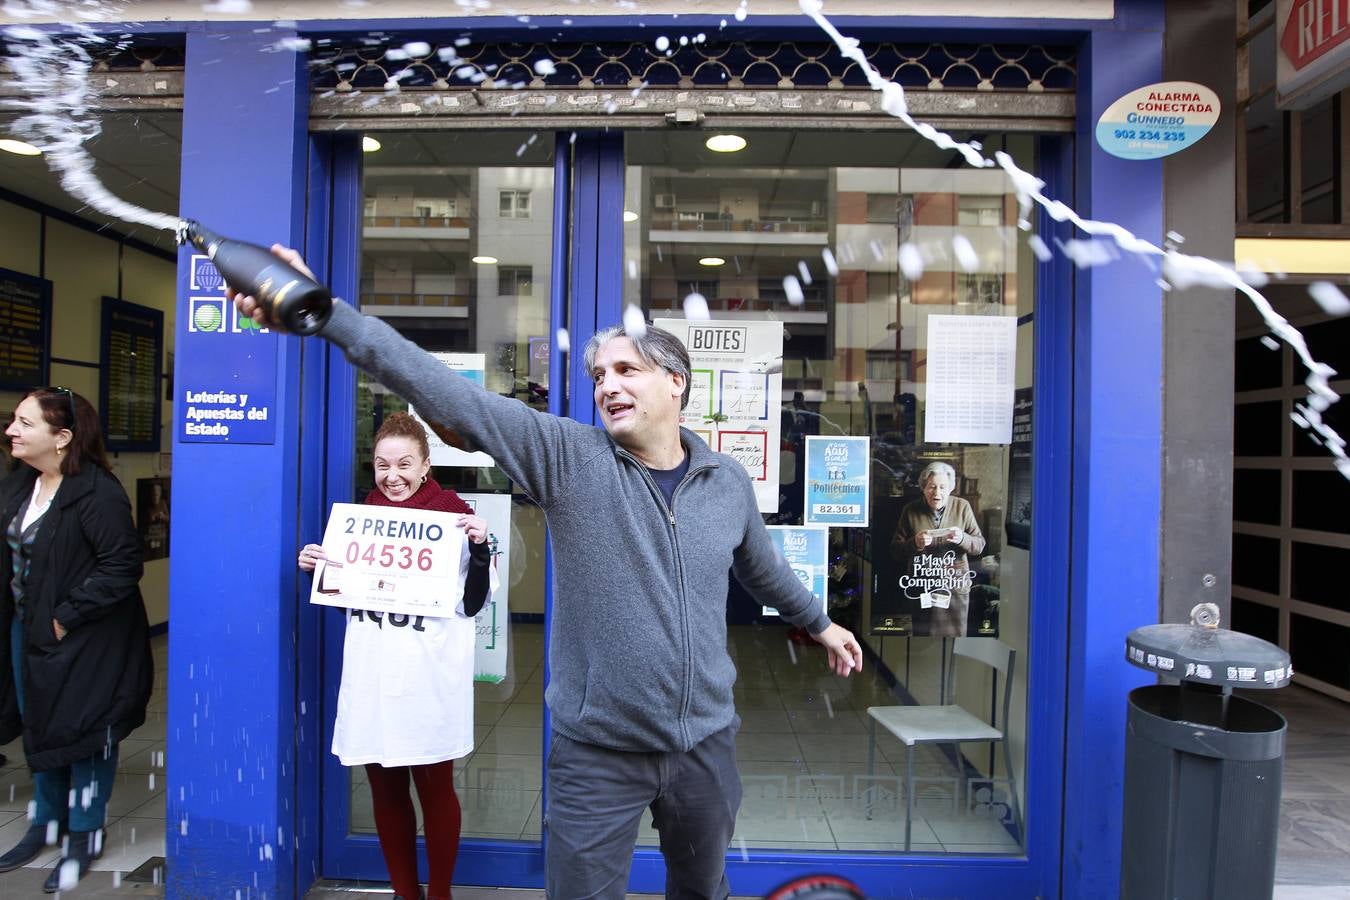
[0,464,153,772]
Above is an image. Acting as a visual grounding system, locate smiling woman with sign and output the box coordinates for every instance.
[298,412,492,900]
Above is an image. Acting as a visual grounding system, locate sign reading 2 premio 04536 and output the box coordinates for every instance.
[178,252,278,444]
[1095,81,1221,160]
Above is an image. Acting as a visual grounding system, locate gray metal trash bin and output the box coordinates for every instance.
[1120,616,1291,900]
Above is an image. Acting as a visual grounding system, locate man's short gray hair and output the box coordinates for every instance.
[918,461,957,489]
[582,322,693,410]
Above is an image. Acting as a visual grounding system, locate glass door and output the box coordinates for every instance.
[319,130,557,886]
[615,130,1068,898]
[318,126,1070,898]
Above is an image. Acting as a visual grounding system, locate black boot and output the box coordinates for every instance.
[42,829,101,894]
[0,822,58,873]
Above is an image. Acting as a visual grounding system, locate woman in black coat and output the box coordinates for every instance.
[0,388,153,892]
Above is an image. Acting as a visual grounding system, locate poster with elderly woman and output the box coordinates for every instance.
[872,460,994,638]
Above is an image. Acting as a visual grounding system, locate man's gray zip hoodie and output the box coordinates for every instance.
[323,301,834,753]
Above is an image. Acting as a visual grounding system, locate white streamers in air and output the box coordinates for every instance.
[2,2,182,233]
[800,0,1350,478]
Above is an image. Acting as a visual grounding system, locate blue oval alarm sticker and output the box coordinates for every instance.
[1095,81,1221,161]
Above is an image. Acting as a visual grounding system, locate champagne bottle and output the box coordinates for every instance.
[180,220,332,335]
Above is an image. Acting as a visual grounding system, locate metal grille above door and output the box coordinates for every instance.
[309,40,1076,132]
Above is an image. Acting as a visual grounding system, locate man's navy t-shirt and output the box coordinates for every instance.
[647,454,691,510]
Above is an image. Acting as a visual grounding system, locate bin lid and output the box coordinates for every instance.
[1125,623,1292,689]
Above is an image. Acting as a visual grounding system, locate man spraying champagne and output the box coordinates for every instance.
[231,244,863,900]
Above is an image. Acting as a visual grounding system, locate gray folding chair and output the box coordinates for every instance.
[865,637,1020,850]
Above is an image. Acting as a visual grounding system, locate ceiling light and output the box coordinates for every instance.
[0,139,41,156]
[705,134,746,153]
[698,257,726,267]
[361,136,382,153]
[472,255,498,265]
[623,210,639,222]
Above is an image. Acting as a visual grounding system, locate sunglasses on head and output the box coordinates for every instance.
[45,387,76,432]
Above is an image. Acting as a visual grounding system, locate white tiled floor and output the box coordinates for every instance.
[0,628,1339,899]
[0,634,169,884]
[345,623,1022,855]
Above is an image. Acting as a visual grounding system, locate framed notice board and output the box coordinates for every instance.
[100,297,163,452]
[0,267,52,391]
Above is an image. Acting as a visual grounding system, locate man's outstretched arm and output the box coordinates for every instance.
[231,245,587,508]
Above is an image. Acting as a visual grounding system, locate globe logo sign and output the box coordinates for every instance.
[190,255,225,292]
[189,298,226,333]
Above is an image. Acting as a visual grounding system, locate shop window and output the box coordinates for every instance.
[1233,334,1283,392]
[1233,400,1283,457]
[1292,470,1350,533]
[1234,467,1282,525]
[625,130,1039,858]
[1291,542,1350,613]
[1290,614,1350,690]
[1231,532,1280,594]
[1231,597,1279,645]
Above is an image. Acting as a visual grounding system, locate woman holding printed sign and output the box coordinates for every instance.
[299,412,492,900]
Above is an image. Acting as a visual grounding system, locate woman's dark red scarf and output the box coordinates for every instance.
[362,478,471,515]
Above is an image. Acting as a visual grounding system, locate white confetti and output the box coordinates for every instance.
[1058,238,1116,269]
[533,59,556,76]
[797,261,813,285]
[952,235,979,272]
[783,275,805,306]
[1309,282,1350,316]
[623,305,648,337]
[1260,336,1280,351]
[401,41,431,57]
[899,243,924,281]
[655,36,670,52]
[57,859,79,891]
[683,292,710,320]
[821,247,839,276]
[1027,234,1053,262]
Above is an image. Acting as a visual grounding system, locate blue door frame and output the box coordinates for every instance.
[162,10,1167,900]
[311,128,1077,898]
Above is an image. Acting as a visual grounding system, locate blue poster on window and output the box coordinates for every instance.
[763,526,829,617]
[178,252,278,444]
[804,435,870,527]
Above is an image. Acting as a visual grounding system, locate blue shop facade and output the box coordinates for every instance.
[52,2,1184,897]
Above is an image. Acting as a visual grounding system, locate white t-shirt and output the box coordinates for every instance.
[332,533,481,767]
